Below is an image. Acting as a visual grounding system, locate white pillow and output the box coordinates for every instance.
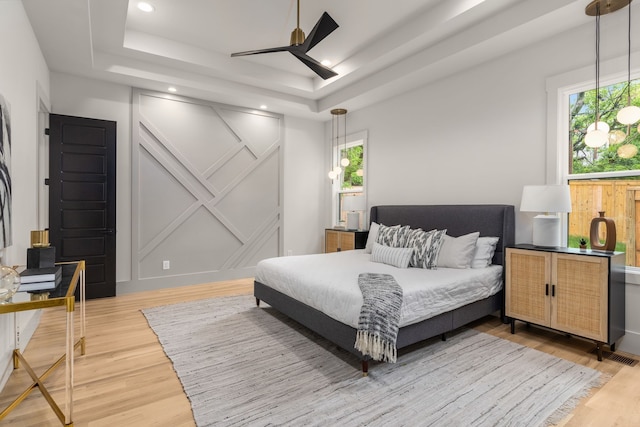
[437,232,480,269]
[364,222,380,254]
[371,243,413,268]
[471,236,500,268]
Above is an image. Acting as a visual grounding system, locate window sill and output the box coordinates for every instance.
[625,267,640,286]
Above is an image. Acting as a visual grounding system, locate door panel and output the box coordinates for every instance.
[505,249,550,325]
[49,114,116,299]
[552,254,608,341]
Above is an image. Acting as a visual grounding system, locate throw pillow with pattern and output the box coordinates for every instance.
[376,224,410,248]
[408,228,447,269]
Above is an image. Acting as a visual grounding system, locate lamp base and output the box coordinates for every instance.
[532,215,561,247]
[346,212,360,230]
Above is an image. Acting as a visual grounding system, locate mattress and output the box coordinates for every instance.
[255,249,503,329]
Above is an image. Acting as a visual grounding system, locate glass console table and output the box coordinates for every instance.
[0,260,86,426]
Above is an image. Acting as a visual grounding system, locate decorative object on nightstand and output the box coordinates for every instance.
[589,211,617,251]
[27,229,56,269]
[579,238,588,249]
[505,245,625,361]
[325,228,368,253]
[520,185,572,247]
[0,266,20,303]
[343,194,365,230]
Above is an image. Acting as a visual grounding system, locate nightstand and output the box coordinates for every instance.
[325,229,368,253]
[505,244,625,361]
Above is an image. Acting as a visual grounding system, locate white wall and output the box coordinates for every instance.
[51,73,326,292]
[339,15,640,354]
[0,0,50,389]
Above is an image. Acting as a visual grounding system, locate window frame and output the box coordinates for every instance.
[547,51,640,283]
[331,130,368,227]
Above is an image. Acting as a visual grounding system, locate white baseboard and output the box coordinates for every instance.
[0,309,42,391]
[618,329,640,356]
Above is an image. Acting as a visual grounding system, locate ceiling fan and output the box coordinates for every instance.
[230,0,339,80]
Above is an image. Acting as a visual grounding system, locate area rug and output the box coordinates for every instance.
[142,295,602,427]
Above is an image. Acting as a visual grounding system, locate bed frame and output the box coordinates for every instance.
[254,204,515,375]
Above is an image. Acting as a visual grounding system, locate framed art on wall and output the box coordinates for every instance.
[0,94,12,249]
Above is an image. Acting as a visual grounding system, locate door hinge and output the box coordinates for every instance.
[44,178,49,186]
[44,128,50,135]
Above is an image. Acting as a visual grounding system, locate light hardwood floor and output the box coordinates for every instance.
[0,279,639,426]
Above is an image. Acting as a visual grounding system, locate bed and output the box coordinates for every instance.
[254,204,515,374]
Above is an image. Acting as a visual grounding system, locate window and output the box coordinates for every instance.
[566,77,640,266]
[332,131,367,228]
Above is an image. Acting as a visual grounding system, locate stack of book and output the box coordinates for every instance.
[18,266,62,292]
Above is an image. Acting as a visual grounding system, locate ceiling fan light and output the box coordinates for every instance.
[587,121,610,133]
[617,105,640,125]
[585,129,608,147]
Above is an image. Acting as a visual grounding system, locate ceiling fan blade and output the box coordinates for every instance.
[302,12,339,53]
[290,51,337,80]
[231,45,292,57]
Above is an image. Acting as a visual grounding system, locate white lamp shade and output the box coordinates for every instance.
[341,157,350,167]
[617,105,640,125]
[343,195,366,212]
[587,121,610,133]
[585,129,608,148]
[520,185,572,213]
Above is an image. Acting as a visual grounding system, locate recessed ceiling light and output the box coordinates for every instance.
[168,87,177,92]
[260,105,268,110]
[321,59,332,67]
[137,2,155,12]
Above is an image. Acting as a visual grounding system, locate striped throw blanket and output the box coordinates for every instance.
[354,273,403,363]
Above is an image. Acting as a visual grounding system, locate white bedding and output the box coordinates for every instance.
[255,249,503,329]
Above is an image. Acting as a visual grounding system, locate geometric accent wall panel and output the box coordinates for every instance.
[132,89,283,280]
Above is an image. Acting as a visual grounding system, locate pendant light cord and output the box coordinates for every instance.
[595,2,601,127]
[627,0,632,107]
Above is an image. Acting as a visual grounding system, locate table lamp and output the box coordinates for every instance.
[520,185,572,247]
[343,195,366,230]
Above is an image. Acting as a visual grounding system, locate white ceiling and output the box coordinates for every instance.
[22,0,595,120]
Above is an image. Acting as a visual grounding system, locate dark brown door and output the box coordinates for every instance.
[48,114,116,299]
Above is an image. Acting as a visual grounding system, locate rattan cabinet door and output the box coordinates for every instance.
[325,230,340,253]
[505,248,551,326]
[339,232,356,251]
[552,253,608,341]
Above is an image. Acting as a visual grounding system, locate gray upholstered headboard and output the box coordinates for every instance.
[369,205,515,266]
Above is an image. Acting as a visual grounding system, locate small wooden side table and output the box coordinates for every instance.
[325,228,369,253]
[0,260,86,426]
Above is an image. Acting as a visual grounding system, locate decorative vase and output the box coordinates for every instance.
[589,211,616,251]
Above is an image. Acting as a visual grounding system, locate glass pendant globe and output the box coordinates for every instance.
[617,144,638,159]
[340,157,350,167]
[617,105,640,125]
[0,266,20,303]
[584,129,608,148]
[328,170,337,179]
[608,130,627,145]
[333,165,342,174]
[356,169,364,177]
[587,121,610,134]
